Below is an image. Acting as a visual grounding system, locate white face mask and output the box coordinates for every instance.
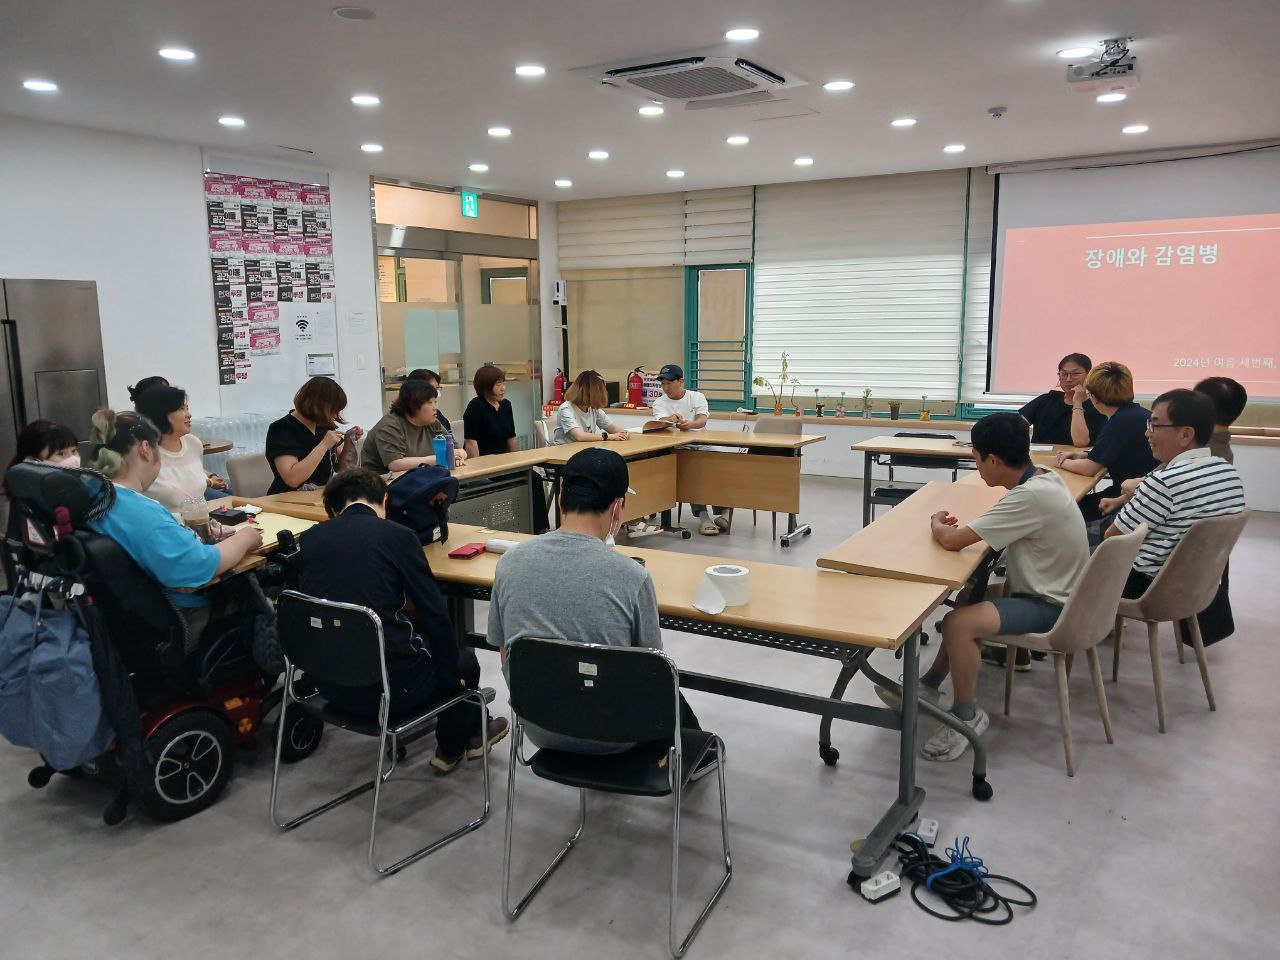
[47,452,81,469]
[603,500,622,546]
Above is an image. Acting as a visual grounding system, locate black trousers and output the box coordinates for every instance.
[1122,566,1234,647]
[321,647,483,757]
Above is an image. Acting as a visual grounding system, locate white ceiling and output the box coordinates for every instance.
[2,0,1278,201]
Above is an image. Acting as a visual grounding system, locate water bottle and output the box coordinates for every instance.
[433,436,452,473]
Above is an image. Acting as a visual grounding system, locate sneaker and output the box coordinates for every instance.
[712,514,730,533]
[874,682,953,713]
[919,708,990,762]
[465,716,510,760]
[698,517,719,536]
[981,644,1031,672]
[429,751,464,776]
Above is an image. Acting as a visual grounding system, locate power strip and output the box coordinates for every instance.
[860,870,901,903]
[916,818,939,847]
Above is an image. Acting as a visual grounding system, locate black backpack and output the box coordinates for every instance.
[385,465,459,545]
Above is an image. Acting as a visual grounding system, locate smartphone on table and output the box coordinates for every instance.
[447,542,486,559]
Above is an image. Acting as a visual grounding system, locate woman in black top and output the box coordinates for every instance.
[462,364,517,458]
[1019,353,1106,446]
[264,376,362,494]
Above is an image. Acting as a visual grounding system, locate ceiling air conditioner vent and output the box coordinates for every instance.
[579,49,807,109]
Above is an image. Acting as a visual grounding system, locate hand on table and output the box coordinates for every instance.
[931,510,959,527]
[236,524,265,553]
[607,431,631,441]
[1055,450,1085,466]
[452,449,468,467]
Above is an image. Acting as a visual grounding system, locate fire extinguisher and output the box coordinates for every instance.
[553,368,568,403]
[627,367,645,406]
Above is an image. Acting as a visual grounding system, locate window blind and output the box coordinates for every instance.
[753,170,970,402]
[962,171,997,402]
[557,188,753,269]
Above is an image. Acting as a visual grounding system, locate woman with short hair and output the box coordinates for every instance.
[361,379,466,474]
[407,368,452,435]
[462,364,519,458]
[263,377,362,494]
[1019,353,1106,446]
[133,385,229,514]
[552,370,630,444]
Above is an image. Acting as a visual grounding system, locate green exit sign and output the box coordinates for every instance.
[460,191,479,218]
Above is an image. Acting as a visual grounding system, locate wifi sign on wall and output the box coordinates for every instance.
[295,316,310,332]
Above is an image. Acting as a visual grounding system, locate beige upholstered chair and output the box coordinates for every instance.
[985,523,1147,777]
[1113,510,1250,733]
[226,453,274,499]
[532,418,552,448]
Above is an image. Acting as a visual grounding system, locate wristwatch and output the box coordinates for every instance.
[601,430,609,441]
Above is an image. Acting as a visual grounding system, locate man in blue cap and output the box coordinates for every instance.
[652,363,729,535]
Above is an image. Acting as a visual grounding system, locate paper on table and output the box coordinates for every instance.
[251,512,318,548]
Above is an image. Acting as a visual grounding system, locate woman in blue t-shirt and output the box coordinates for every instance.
[87,409,263,648]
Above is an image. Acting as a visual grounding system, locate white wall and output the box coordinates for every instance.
[0,115,382,428]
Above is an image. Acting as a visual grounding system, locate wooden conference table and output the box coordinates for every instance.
[851,435,1088,528]
[235,429,825,546]
[426,521,953,881]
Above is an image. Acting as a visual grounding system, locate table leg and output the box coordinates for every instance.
[817,651,872,766]
[779,448,812,547]
[862,451,873,528]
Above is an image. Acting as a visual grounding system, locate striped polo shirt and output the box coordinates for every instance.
[1113,447,1246,576]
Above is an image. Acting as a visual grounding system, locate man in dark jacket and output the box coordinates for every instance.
[299,468,507,773]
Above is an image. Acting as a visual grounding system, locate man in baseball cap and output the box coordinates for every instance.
[652,362,728,535]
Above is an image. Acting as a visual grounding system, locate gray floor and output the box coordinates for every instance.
[2,477,1278,959]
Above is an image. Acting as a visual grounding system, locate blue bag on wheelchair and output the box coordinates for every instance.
[386,464,460,545]
[0,594,116,771]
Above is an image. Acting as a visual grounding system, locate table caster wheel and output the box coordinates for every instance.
[780,539,790,548]
[972,776,994,802]
[680,530,692,540]
[819,744,839,766]
[804,528,812,538]
[847,869,869,888]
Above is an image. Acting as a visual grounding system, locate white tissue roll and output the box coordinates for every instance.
[706,564,750,606]
[485,538,519,554]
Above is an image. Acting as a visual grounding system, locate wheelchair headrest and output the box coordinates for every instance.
[5,461,115,526]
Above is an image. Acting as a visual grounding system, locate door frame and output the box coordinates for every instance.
[683,263,753,411]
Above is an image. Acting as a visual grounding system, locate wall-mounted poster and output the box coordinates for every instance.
[204,172,338,412]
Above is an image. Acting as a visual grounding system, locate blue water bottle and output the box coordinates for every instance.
[433,435,455,473]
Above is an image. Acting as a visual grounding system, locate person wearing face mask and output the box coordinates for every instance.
[85,410,263,649]
[361,379,466,474]
[2,420,83,587]
[488,449,712,769]
[1018,353,1107,447]
[133,385,229,515]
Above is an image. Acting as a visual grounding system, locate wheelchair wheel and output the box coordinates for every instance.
[275,707,325,764]
[135,710,233,822]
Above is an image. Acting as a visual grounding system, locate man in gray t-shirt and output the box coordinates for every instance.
[489,448,703,755]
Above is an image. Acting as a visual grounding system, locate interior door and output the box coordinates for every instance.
[689,266,749,405]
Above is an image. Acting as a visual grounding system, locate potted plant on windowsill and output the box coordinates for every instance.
[860,388,873,419]
[752,351,800,417]
[919,396,931,421]
[888,399,902,420]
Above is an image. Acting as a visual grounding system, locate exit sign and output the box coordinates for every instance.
[460,191,479,218]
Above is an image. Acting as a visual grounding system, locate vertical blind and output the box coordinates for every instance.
[753,170,971,401]
[961,171,996,402]
[557,188,752,269]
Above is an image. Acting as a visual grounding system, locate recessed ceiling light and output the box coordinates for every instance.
[469,163,489,172]
[726,135,749,145]
[725,27,759,41]
[1096,92,1127,103]
[488,126,511,137]
[943,143,966,153]
[360,142,383,152]
[1122,123,1149,134]
[332,6,376,20]
[1057,46,1097,59]
[638,104,665,117]
[794,156,814,166]
[158,47,196,62]
[515,64,546,77]
[351,93,380,106]
[891,117,917,127]
[22,79,58,93]
[555,179,573,188]
[823,80,855,92]
[218,115,246,127]
[666,169,685,178]
[588,149,609,160]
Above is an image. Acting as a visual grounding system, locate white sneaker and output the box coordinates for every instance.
[874,682,953,713]
[698,517,719,536]
[919,708,989,762]
[712,514,730,533]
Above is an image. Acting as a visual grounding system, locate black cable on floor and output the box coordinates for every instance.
[891,834,1036,924]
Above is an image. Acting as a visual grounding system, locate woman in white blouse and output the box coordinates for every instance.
[134,385,228,514]
[553,370,631,444]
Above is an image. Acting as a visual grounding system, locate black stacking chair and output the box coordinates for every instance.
[269,590,493,876]
[869,431,965,517]
[502,637,730,958]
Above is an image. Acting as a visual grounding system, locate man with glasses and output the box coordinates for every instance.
[1105,390,1245,617]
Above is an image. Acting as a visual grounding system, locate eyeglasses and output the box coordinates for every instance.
[1145,421,1185,433]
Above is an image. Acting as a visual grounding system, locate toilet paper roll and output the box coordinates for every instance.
[485,538,520,554]
[691,564,750,615]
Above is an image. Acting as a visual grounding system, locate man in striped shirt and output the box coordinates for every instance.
[1106,390,1245,639]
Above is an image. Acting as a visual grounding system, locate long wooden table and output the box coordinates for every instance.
[425,522,957,881]
[851,435,1090,528]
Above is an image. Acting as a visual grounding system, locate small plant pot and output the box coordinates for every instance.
[861,409,871,419]
[772,401,783,416]
[920,409,931,421]
[888,402,901,420]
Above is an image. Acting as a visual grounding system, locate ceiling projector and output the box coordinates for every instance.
[1066,37,1139,94]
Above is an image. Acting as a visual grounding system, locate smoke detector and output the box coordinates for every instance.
[575,47,808,110]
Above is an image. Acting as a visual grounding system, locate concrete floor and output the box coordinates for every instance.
[2,477,1278,959]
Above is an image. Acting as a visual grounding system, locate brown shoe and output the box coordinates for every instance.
[465,717,510,760]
